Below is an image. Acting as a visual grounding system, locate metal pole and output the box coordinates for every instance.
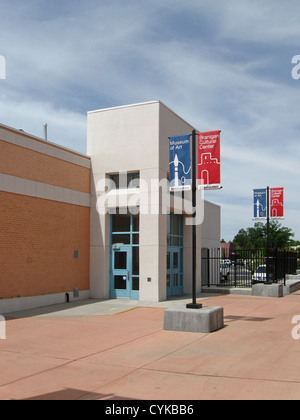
[43,123,48,141]
[187,129,202,309]
[266,186,270,283]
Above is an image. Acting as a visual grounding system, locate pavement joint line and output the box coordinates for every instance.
[139,366,300,386]
[0,324,208,395]
[80,333,210,397]
[0,327,165,392]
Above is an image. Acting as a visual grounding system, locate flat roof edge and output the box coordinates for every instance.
[0,122,90,160]
[87,100,198,131]
[88,101,160,115]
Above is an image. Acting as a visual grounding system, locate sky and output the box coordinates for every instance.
[1,0,300,242]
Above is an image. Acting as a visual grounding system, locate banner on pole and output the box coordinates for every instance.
[270,187,284,219]
[253,188,267,219]
[169,134,191,191]
[197,130,221,188]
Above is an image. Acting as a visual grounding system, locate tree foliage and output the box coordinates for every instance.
[233,221,294,249]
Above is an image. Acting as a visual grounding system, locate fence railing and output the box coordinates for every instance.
[201,248,298,288]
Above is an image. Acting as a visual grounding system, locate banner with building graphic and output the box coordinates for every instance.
[198,130,221,188]
[253,188,267,219]
[169,134,191,191]
[270,187,284,219]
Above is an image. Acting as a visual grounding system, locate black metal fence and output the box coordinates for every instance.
[201,248,298,288]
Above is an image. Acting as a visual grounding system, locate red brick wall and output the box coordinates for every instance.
[0,131,91,300]
[0,191,90,299]
[0,139,90,193]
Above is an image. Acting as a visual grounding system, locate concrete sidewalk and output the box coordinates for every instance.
[1,291,300,400]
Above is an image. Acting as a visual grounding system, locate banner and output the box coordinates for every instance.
[169,134,191,191]
[253,188,267,219]
[198,130,221,188]
[270,187,284,219]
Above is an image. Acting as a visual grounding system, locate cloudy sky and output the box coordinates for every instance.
[1,0,300,242]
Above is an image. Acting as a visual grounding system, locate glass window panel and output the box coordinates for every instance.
[132,214,139,232]
[110,174,119,189]
[172,215,180,236]
[117,173,128,189]
[132,276,139,290]
[132,247,139,275]
[167,274,170,287]
[179,274,183,286]
[167,252,170,269]
[112,214,130,232]
[114,252,127,269]
[173,274,178,287]
[180,249,183,271]
[172,237,179,246]
[128,173,140,188]
[173,252,179,269]
[132,234,139,244]
[112,234,130,245]
[114,275,127,289]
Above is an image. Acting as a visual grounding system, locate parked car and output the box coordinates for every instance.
[220,260,251,283]
[220,260,231,280]
[252,265,273,283]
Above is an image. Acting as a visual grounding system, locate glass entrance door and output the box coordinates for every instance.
[110,212,139,300]
[167,247,183,296]
[167,214,184,296]
[111,245,139,299]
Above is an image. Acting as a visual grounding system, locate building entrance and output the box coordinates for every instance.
[167,214,184,296]
[110,212,139,299]
[111,245,139,299]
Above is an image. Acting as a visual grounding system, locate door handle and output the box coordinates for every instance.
[127,270,130,280]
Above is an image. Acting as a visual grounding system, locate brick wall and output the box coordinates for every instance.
[0,139,90,193]
[0,126,91,300]
[0,192,90,299]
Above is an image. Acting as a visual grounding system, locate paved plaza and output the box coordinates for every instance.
[1,291,300,400]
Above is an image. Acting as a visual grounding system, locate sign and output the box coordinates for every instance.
[253,188,267,219]
[270,188,284,219]
[169,134,191,191]
[198,130,221,188]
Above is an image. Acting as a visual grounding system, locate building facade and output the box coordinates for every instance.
[88,101,220,302]
[0,101,220,313]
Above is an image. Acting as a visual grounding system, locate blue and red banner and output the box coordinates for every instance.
[253,187,284,219]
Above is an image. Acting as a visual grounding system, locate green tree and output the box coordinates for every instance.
[233,221,294,249]
[233,228,252,249]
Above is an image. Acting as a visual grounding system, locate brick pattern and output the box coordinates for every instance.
[0,139,90,193]
[0,192,90,299]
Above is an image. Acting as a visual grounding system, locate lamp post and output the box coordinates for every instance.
[186,129,202,309]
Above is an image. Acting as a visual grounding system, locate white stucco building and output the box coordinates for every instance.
[88,101,220,302]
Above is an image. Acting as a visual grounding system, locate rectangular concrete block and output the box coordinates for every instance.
[252,283,283,298]
[163,305,224,333]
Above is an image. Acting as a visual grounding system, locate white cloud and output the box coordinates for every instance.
[0,96,86,153]
[1,0,300,240]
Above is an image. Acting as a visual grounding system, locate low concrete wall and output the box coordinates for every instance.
[252,283,283,298]
[0,290,90,315]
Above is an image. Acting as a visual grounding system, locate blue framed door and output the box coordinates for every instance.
[111,245,139,299]
[167,247,183,296]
